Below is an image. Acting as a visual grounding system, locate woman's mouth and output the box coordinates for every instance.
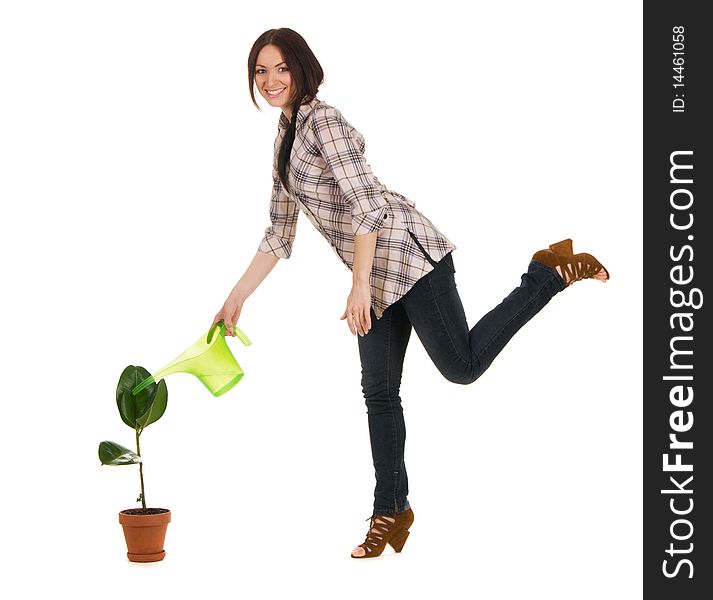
[266,87,286,98]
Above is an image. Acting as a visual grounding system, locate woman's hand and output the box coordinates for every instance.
[340,279,372,336]
[211,291,244,337]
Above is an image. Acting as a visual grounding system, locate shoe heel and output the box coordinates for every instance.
[389,529,410,553]
[549,239,573,255]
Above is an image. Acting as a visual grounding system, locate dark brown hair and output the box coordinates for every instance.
[247,28,324,193]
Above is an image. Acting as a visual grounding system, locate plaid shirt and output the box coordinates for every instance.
[258,97,456,319]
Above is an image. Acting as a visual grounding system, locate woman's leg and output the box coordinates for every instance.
[357,300,413,516]
[400,252,565,384]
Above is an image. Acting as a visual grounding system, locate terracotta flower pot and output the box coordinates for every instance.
[119,508,171,562]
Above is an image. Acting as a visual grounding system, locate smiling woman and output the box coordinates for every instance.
[254,47,293,113]
[211,26,611,561]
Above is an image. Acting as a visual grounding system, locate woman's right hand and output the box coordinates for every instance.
[211,292,244,337]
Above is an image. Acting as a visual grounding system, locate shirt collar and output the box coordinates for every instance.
[278,96,321,132]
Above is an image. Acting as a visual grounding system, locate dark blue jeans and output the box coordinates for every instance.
[357,251,565,515]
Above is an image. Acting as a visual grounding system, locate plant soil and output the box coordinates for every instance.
[121,508,170,516]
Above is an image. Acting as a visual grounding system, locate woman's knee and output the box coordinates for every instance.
[451,372,480,385]
[438,361,481,385]
[362,376,403,411]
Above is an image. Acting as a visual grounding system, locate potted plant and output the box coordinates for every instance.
[98,365,171,562]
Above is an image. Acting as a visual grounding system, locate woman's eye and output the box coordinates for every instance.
[255,67,288,75]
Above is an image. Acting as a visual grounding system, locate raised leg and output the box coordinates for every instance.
[400,252,565,384]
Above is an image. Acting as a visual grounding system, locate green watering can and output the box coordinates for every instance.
[132,321,251,397]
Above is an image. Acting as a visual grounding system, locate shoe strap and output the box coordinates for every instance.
[359,514,397,552]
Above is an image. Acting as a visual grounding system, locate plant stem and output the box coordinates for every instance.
[136,427,146,510]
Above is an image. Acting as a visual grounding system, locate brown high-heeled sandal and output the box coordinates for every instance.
[533,238,609,287]
[351,507,414,558]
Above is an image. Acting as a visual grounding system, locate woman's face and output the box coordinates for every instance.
[254,44,294,116]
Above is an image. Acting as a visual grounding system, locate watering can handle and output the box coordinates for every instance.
[208,321,252,346]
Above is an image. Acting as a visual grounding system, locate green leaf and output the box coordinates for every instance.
[136,379,167,428]
[116,365,156,429]
[98,441,141,465]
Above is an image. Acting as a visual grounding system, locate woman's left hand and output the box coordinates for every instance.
[340,279,372,336]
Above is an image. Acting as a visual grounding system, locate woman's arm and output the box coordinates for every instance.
[341,230,378,336]
[352,231,378,283]
[311,106,389,237]
[212,251,280,336]
[232,251,281,303]
[309,105,391,335]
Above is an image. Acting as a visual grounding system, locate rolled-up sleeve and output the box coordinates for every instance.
[312,106,388,236]
[257,167,299,258]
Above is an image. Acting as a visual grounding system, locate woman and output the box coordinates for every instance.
[211,28,609,559]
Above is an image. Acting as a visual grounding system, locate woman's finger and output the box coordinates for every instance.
[355,312,365,336]
[215,311,233,336]
[362,307,371,333]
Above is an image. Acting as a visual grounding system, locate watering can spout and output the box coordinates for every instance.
[132,322,251,397]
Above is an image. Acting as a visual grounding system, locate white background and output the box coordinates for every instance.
[1,1,642,598]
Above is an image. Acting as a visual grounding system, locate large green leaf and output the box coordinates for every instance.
[116,365,152,428]
[136,379,167,428]
[116,365,167,429]
[98,440,141,465]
